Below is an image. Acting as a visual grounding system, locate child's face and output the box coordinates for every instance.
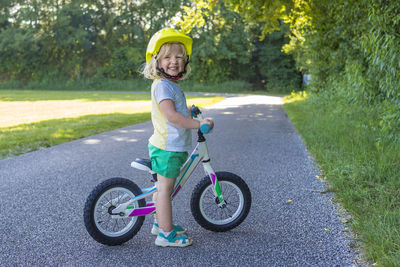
[159,44,185,77]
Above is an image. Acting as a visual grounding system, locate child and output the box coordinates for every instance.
[142,28,213,247]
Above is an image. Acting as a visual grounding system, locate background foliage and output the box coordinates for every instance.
[283,0,400,137]
[233,0,399,264]
[200,0,400,264]
[0,0,302,93]
[215,0,400,139]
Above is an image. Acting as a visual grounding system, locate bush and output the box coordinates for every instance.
[101,46,143,79]
[0,77,151,91]
[181,80,253,93]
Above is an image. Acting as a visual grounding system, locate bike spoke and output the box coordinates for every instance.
[93,186,140,237]
[198,179,246,225]
[223,206,234,218]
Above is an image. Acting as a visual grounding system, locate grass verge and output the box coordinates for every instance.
[0,90,224,160]
[0,78,256,93]
[0,113,150,160]
[283,92,400,266]
[0,89,151,101]
[0,78,289,94]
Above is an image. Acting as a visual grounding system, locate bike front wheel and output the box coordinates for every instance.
[83,177,146,246]
[190,172,251,232]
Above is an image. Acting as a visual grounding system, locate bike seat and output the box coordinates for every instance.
[131,158,152,171]
[131,158,157,182]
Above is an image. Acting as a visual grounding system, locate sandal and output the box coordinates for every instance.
[155,229,193,247]
[151,223,187,236]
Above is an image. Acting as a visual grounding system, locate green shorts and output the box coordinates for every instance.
[148,143,188,178]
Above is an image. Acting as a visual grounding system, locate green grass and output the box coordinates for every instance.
[0,113,150,159]
[0,89,151,101]
[0,77,152,91]
[0,77,280,94]
[0,90,224,160]
[284,92,400,266]
[0,89,224,101]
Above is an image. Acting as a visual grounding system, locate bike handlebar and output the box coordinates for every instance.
[191,105,201,118]
[200,123,211,134]
[191,105,211,134]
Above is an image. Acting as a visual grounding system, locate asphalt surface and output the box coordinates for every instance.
[0,95,359,266]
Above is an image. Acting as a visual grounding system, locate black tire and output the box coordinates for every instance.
[83,177,146,245]
[190,172,251,232]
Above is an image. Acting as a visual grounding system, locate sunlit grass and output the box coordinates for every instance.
[0,90,223,127]
[0,113,151,159]
[283,90,308,104]
[0,90,224,160]
[0,100,152,127]
[284,92,400,266]
[0,89,151,101]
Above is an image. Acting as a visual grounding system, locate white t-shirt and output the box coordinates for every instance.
[149,79,192,152]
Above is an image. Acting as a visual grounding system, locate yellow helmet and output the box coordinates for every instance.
[146,28,193,63]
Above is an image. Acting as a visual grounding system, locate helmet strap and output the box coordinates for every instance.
[156,56,190,80]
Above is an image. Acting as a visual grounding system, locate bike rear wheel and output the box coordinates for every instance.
[83,177,146,245]
[190,172,251,232]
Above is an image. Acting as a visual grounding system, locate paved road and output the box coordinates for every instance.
[0,95,359,266]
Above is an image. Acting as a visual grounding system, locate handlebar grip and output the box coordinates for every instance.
[191,105,201,118]
[200,124,211,134]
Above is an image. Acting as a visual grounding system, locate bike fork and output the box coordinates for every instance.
[203,162,226,207]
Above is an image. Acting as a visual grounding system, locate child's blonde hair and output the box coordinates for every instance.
[142,42,191,80]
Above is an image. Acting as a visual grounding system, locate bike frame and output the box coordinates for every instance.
[110,120,225,219]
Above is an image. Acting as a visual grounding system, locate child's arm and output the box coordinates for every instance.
[188,106,193,119]
[160,99,212,130]
[160,99,200,129]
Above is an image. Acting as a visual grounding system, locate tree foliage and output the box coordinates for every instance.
[0,0,301,93]
[281,0,400,136]
[224,0,293,36]
[255,23,302,91]
[179,1,254,83]
[208,0,400,135]
[0,0,189,81]
[177,0,301,90]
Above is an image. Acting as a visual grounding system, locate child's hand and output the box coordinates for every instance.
[201,118,214,130]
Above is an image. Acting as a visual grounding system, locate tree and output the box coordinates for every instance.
[224,0,293,36]
[178,0,301,91]
[0,0,191,81]
[255,24,302,92]
[178,1,253,83]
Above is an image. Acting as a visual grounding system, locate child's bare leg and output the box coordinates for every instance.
[155,174,176,232]
[152,191,158,221]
